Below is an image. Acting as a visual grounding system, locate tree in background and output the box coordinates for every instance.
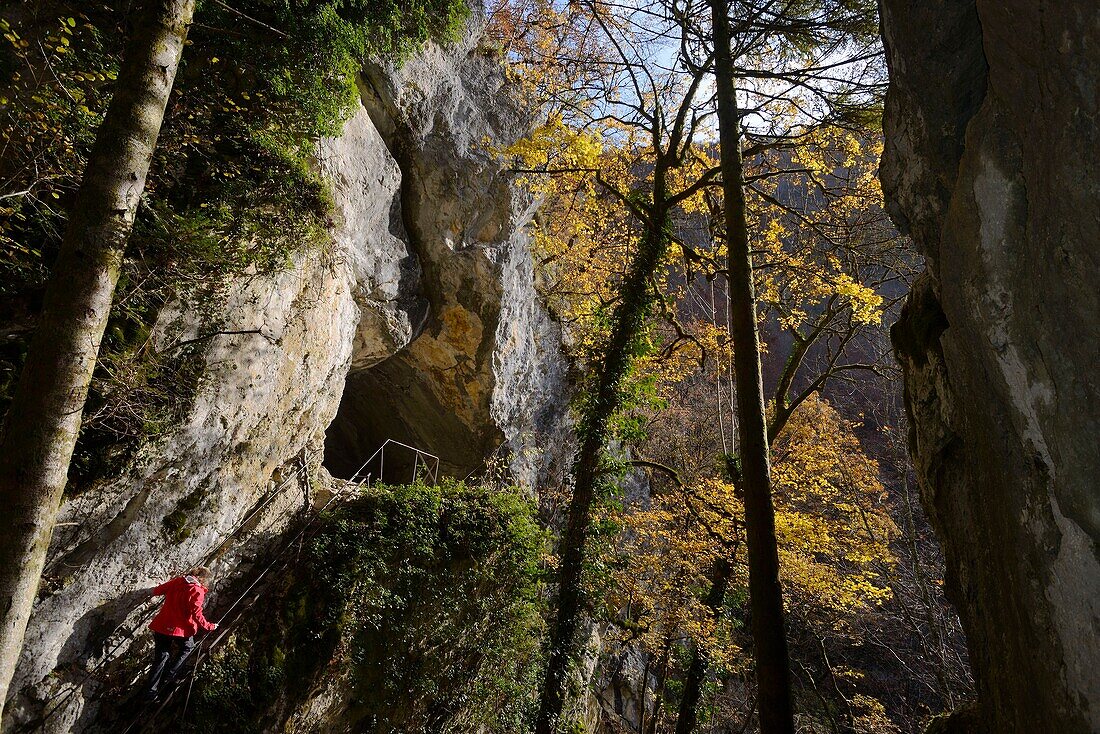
[587,122,951,731]
[601,396,895,732]
[672,128,899,733]
[493,3,727,729]
[510,10,717,721]
[701,0,882,728]
[708,0,795,724]
[495,0,888,728]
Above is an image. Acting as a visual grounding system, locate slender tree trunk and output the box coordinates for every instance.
[0,0,194,717]
[710,0,795,731]
[675,558,732,734]
[648,639,671,734]
[678,414,798,732]
[536,206,671,733]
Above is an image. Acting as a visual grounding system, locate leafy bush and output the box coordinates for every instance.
[188,479,548,733]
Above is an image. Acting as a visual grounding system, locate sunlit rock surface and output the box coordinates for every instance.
[323,34,568,488]
[3,23,568,733]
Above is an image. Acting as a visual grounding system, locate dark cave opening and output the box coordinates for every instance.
[322,355,491,486]
[323,369,421,484]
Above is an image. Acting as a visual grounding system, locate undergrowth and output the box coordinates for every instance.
[187,478,547,734]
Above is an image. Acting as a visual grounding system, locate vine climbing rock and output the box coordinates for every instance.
[881,0,1100,731]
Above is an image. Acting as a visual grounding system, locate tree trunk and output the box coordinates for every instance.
[676,417,797,731]
[675,558,732,734]
[677,405,803,732]
[0,0,194,717]
[709,0,795,732]
[648,639,671,734]
[536,209,670,733]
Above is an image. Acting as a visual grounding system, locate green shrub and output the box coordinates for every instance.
[187,479,547,733]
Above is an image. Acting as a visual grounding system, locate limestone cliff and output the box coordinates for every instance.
[2,27,568,734]
[881,1,1100,730]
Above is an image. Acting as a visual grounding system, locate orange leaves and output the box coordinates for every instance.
[598,475,745,665]
[771,397,896,613]
[484,0,613,119]
[504,114,604,180]
[731,128,899,333]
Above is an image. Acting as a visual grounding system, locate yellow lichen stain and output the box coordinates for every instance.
[440,305,483,350]
[405,306,488,424]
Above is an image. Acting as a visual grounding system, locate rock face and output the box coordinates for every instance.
[881,1,1100,731]
[3,25,568,733]
[324,38,569,488]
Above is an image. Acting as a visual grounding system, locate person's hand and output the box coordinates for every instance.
[211,623,219,631]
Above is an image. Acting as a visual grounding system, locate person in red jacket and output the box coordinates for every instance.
[143,566,218,701]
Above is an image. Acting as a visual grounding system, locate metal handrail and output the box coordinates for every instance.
[33,437,447,732]
[126,468,350,734]
[25,454,314,733]
[348,438,440,487]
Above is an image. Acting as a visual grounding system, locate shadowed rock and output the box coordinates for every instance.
[881,1,1100,730]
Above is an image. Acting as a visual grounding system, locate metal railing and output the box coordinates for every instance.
[348,438,440,488]
[27,437,447,733]
[22,453,315,734]
[123,463,361,734]
[123,439,441,732]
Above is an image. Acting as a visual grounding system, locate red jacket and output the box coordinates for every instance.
[149,576,216,637]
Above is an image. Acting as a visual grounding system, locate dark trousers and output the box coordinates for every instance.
[145,632,195,694]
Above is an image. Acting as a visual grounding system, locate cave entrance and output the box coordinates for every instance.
[322,354,490,485]
[323,368,422,484]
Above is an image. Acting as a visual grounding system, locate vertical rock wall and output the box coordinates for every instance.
[324,34,569,487]
[4,23,569,732]
[5,251,356,733]
[881,1,1100,731]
